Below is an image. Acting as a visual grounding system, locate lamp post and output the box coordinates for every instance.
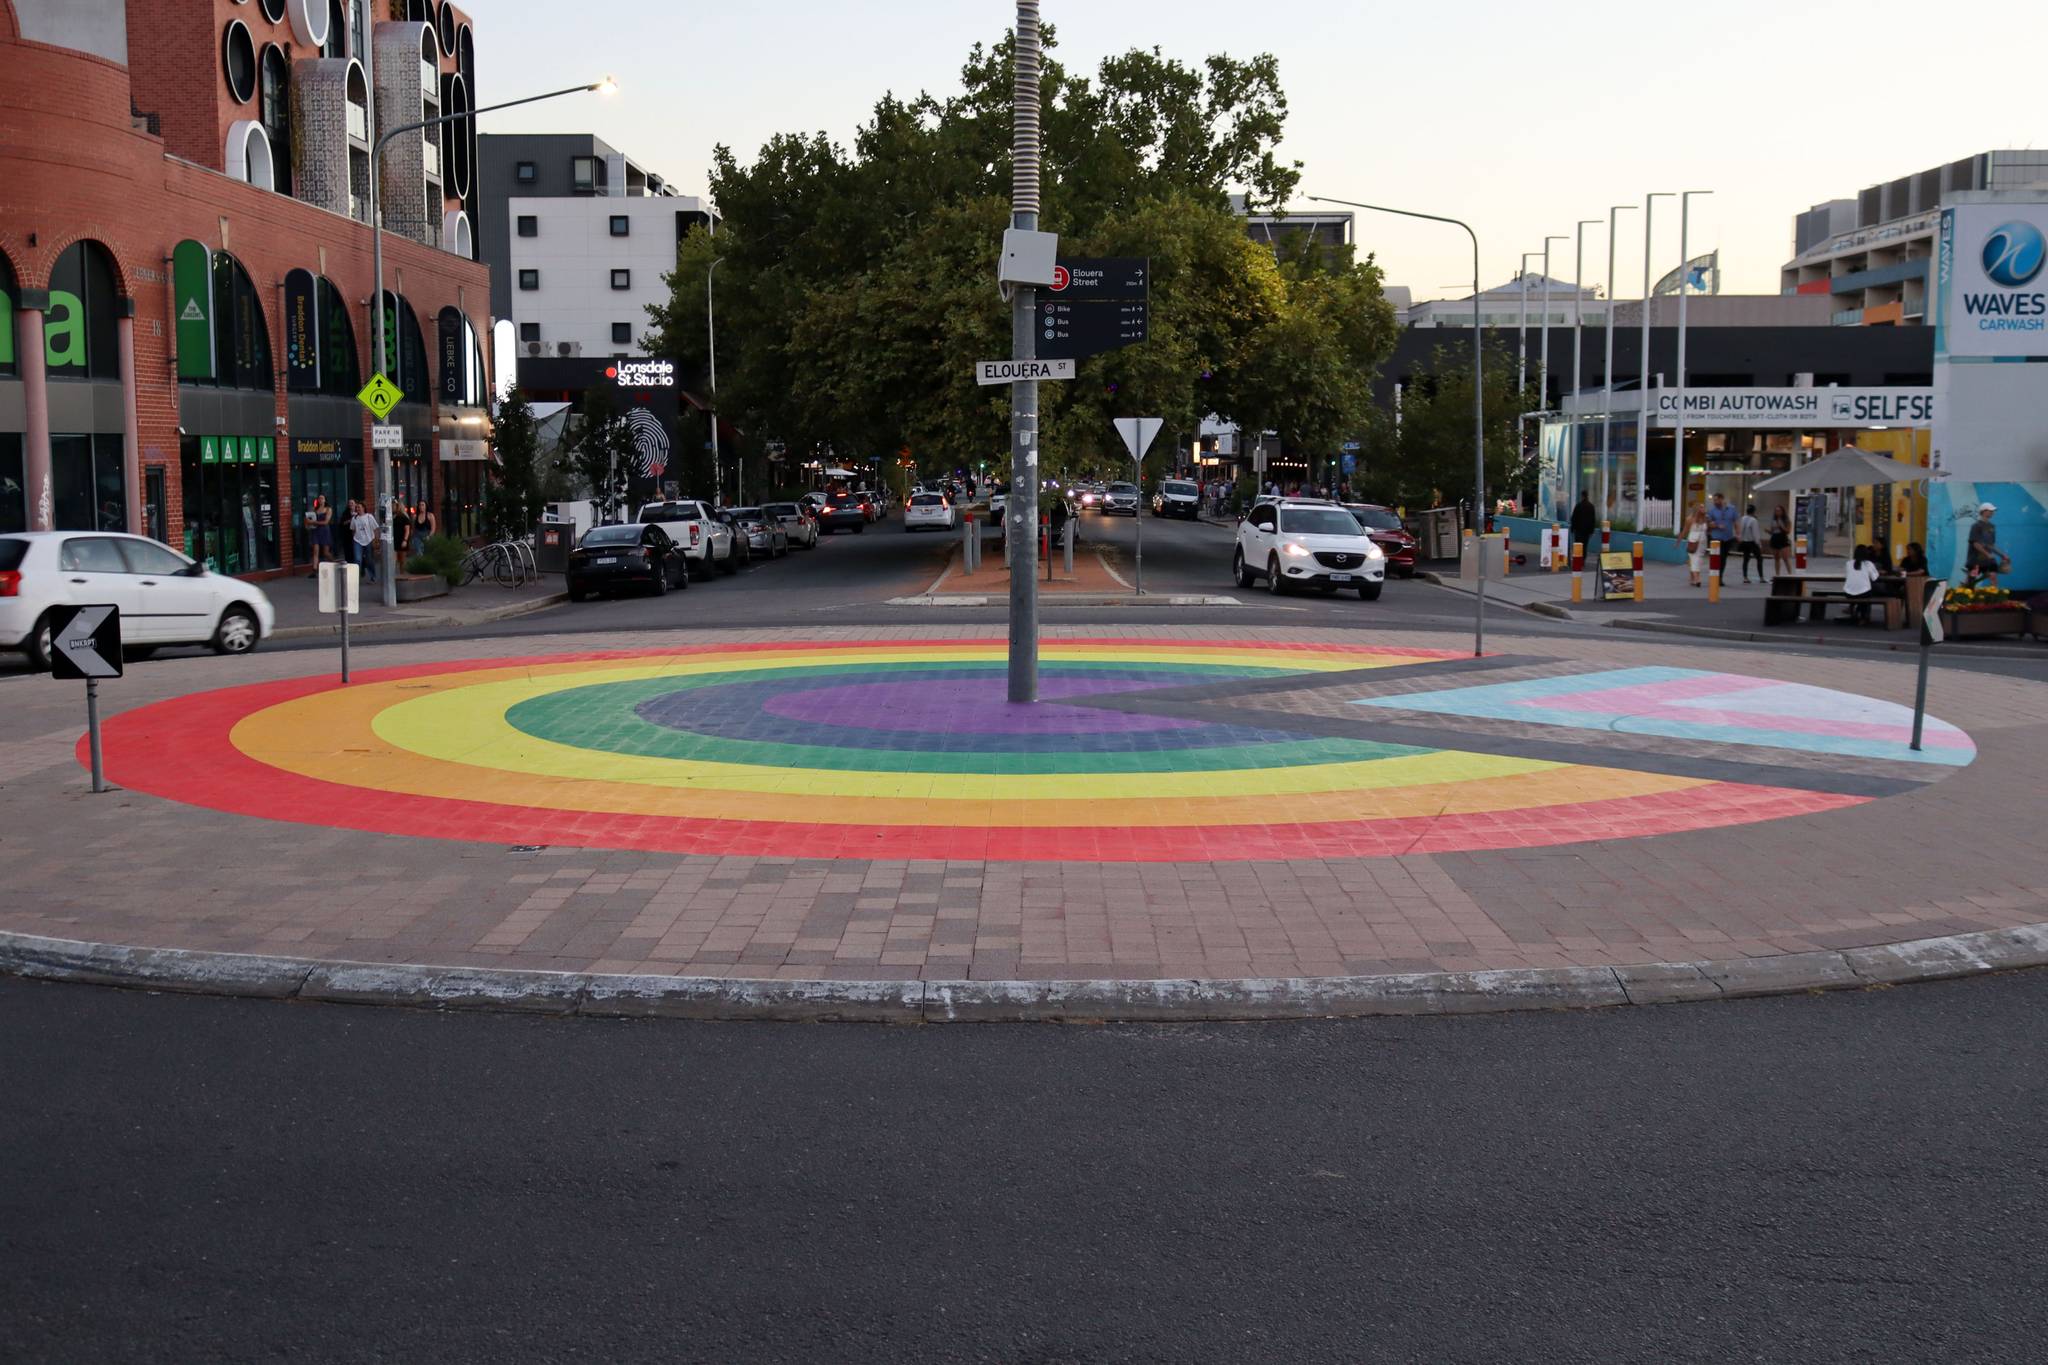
[369,77,612,605]
[1568,219,1600,512]
[1518,251,1539,395]
[1636,192,1674,533]
[1539,234,1568,412]
[1310,193,1486,656]
[707,256,724,505]
[1674,191,1712,533]
[1596,203,1635,522]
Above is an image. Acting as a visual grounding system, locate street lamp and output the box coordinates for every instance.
[1673,191,1713,532]
[1310,193,1487,656]
[1518,251,1540,395]
[1596,203,1635,523]
[1539,234,1568,411]
[707,256,724,505]
[368,77,613,605]
[1569,218,1600,513]
[1636,191,1674,533]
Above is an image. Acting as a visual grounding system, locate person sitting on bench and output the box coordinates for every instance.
[1842,544,1879,624]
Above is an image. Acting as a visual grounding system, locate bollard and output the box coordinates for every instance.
[1795,534,1808,571]
[1708,542,1722,603]
[1550,523,1564,572]
[1570,541,1585,602]
[1631,540,1645,601]
[1500,531,1510,577]
[1063,517,1075,576]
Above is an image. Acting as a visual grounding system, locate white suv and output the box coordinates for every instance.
[1233,499,1385,600]
[1,531,276,669]
[637,500,738,575]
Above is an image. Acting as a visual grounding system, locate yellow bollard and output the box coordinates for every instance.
[1500,531,1510,577]
[1707,542,1722,603]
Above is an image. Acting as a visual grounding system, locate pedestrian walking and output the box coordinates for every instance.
[389,502,413,568]
[1683,504,1708,588]
[1768,504,1793,577]
[1569,491,1598,565]
[305,495,334,577]
[1706,492,1739,584]
[350,501,380,583]
[1736,504,1765,583]
[1966,502,2010,586]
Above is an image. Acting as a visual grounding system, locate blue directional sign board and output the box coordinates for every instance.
[1040,257,1149,360]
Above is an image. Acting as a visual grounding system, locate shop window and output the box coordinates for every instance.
[0,433,23,533]
[441,459,485,541]
[51,433,127,532]
[519,269,539,291]
[180,434,280,574]
[45,240,122,381]
[515,160,536,184]
[186,251,273,391]
[516,215,537,237]
[519,322,540,343]
[611,323,632,344]
[609,216,630,237]
[610,269,630,291]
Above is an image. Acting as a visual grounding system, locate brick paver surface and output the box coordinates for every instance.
[3,623,2045,983]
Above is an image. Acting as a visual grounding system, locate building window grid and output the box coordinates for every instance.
[515,160,536,183]
[609,215,630,237]
[516,215,537,237]
[518,269,539,291]
[611,322,632,344]
[609,269,630,290]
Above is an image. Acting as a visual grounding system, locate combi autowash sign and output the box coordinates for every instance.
[1937,203,2048,359]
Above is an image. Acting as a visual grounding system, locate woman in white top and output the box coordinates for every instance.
[1683,505,1709,588]
[1841,544,1878,624]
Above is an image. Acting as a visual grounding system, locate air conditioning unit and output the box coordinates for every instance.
[556,340,573,357]
[525,340,542,356]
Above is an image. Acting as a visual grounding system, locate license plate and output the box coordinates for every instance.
[595,556,618,565]
[1329,573,1352,583]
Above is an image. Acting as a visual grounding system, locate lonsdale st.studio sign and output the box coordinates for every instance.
[607,359,675,387]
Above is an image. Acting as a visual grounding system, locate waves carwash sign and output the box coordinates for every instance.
[1937,205,2048,359]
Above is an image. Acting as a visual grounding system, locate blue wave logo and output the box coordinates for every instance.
[1981,221,2046,288]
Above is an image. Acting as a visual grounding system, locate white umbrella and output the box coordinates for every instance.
[1752,445,1930,493]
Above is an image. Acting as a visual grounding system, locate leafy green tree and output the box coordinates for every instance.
[483,389,547,539]
[1357,342,1533,513]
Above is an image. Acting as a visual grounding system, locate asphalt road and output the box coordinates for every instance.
[4,970,2044,1363]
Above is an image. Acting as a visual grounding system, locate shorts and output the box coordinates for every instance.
[1770,531,1789,550]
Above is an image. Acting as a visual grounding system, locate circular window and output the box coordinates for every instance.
[438,4,457,54]
[260,0,286,22]
[222,20,257,103]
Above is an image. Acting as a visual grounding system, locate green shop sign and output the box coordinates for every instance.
[172,239,215,382]
[200,435,220,464]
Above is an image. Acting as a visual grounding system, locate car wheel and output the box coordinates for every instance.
[213,605,260,655]
[1360,582,1382,601]
[1267,555,1286,595]
[651,567,669,596]
[855,522,865,534]
[568,584,587,603]
[1232,547,1255,589]
[23,613,57,671]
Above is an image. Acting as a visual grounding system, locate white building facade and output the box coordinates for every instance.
[505,192,713,364]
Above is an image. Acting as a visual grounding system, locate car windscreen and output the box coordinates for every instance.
[1162,482,1196,496]
[581,525,644,547]
[639,504,699,521]
[730,508,764,520]
[1346,505,1403,531]
[911,494,944,505]
[1279,508,1364,537]
[765,504,799,515]
[0,539,27,571]
[1108,483,1138,494]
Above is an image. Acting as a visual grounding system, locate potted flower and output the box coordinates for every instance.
[1939,585,2028,638]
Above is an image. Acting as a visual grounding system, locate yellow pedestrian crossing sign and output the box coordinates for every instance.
[357,374,404,420]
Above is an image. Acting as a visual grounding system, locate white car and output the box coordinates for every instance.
[904,492,957,532]
[1,530,276,669]
[1100,482,1141,516]
[637,500,739,575]
[1233,499,1385,599]
[761,501,819,550]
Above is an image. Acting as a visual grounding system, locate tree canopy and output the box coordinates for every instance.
[643,29,1397,487]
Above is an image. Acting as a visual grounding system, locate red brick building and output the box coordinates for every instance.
[0,0,491,578]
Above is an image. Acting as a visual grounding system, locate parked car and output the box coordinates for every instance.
[904,491,957,533]
[1233,499,1385,599]
[1,531,276,669]
[817,493,869,534]
[1100,482,1141,516]
[1152,479,1200,519]
[1341,503,1418,577]
[727,507,790,558]
[637,499,737,575]
[762,501,819,550]
[566,522,689,600]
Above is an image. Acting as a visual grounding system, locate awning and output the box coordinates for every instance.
[1752,446,1930,493]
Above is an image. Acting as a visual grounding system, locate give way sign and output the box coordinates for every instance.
[1113,417,1163,460]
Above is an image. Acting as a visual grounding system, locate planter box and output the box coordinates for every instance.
[1940,606,2026,638]
[394,574,449,604]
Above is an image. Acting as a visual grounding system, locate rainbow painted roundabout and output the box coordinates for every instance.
[93,636,1975,862]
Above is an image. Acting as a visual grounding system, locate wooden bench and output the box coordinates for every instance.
[1764,590,1903,628]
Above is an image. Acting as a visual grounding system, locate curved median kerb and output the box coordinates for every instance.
[6,926,2046,1024]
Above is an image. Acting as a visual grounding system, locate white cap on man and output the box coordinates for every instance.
[1979,502,1997,514]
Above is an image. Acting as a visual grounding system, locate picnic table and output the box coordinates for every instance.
[1764,571,1910,629]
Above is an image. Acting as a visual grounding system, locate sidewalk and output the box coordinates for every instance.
[266,568,566,641]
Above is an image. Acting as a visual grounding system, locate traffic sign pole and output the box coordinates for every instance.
[49,604,122,793]
[1911,579,1948,751]
[85,678,106,793]
[1006,0,1043,704]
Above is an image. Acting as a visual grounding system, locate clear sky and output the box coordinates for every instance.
[474,0,2040,302]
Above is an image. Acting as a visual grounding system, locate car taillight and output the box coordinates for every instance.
[0,570,18,597]
[690,524,700,546]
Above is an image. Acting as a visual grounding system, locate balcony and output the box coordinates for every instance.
[422,140,439,177]
[420,59,436,94]
[346,101,368,143]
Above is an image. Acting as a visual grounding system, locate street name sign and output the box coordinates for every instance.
[49,603,122,680]
[977,358,1076,386]
[356,374,404,420]
[371,423,403,450]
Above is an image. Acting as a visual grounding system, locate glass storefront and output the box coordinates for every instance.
[181,434,280,574]
[290,437,363,564]
[0,432,23,533]
[51,433,127,531]
[441,457,485,539]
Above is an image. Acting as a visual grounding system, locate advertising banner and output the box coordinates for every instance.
[438,306,464,403]
[1936,204,2048,360]
[172,240,215,381]
[284,269,319,391]
[1647,387,1936,427]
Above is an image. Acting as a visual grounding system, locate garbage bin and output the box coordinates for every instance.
[534,519,573,575]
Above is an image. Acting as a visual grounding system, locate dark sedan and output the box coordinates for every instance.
[1342,503,1418,577]
[817,494,869,534]
[566,522,689,600]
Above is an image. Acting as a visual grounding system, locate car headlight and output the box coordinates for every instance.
[1282,542,1312,558]
[1365,543,1385,560]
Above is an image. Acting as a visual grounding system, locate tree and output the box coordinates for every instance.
[1357,342,1533,514]
[483,389,547,539]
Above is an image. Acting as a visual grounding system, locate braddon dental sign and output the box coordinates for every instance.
[606,359,675,387]
[1650,386,1936,427]
[1937,203,2048,359]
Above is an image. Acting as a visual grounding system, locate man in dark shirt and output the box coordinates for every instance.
[1706,493,1740,583]
[1569,492,1598,558]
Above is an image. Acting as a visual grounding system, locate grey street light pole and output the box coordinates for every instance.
[1636,192,1674,533]
[1674,190,1712,530]
[1518,251,1539,395]
[707,256,724,506]
[1596,203,1635,522]
[1310,194,1486,656]
[1007,0,1043,702]
[1539,234,1568,411]
[370,77,612,605]
[1569,219,1599,512]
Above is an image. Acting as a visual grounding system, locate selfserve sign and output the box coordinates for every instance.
[1938,204,2048,359]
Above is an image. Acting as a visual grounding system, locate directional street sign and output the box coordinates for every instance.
[1048,258,1148,299]
[371,423,403,450]
[1113,416,1164,459]
[1040,257,1150,360]
[976,358,1076,386]
[1923,579,1948,644]
[49,603,122,680]
[356,373,404,420]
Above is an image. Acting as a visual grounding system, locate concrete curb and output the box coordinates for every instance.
[270,591,568,644]
[6,923,2045,1023]
[885,594,1243,608]
[1416,571,1575,622]
[1603,616,2048,660]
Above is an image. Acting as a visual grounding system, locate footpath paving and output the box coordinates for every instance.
[262,567,566,641]
[3,622,2046,1019]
